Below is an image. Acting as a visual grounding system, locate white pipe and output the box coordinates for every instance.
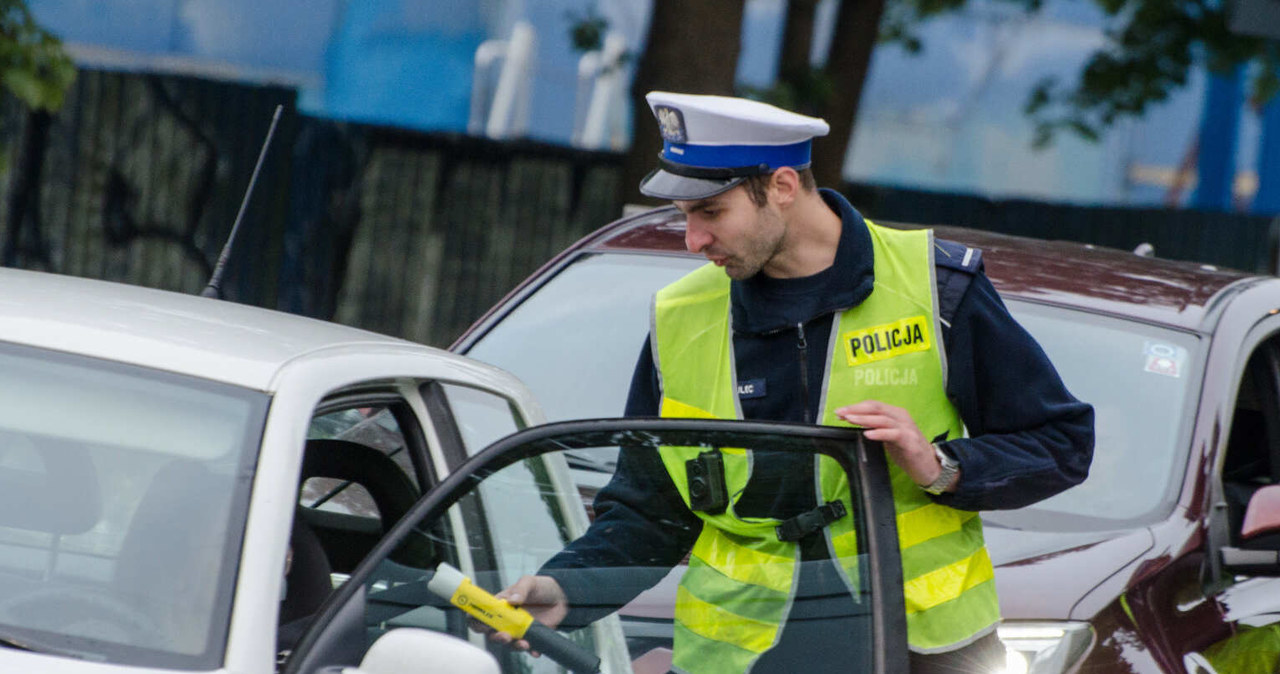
[486,21,536,139]
[571,51,602,146]
[579,31,628,149]
[469,40,507,136]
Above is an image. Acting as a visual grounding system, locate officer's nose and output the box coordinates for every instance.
[685,217,713,254]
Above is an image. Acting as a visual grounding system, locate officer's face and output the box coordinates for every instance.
[676,186,785,280]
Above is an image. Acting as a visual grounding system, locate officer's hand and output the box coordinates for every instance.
[479,575,569,654]
[834,400,947,489]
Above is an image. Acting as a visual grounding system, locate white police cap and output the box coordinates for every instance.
[639,91,830,201]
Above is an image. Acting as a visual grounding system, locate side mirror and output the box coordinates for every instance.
[1221,485,1280,575]
[351,628,499,674]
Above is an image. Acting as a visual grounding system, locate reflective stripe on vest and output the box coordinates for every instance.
[653,221,999,668]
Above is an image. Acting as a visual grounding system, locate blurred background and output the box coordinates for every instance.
[2,0,1277,345]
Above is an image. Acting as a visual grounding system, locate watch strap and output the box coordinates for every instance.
[923,444,960,495]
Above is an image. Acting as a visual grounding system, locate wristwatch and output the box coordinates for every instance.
[923,444,960,495]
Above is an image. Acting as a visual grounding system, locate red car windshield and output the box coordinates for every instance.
[465,251,1201,531]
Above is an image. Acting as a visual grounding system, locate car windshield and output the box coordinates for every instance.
[0,343,267,669]
[467,253,694,421]
[466,251,1202,531]
[984,301,1200,531]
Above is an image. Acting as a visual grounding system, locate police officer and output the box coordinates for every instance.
[496,92,1095,673]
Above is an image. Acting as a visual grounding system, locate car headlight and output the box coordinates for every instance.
[996,622,1094,674]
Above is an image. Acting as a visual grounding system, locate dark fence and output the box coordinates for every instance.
[0,70,295,306]
[2,67,1278,350]
[281,124,624,346]
[845,183,1280,274]
[0,67,624,347]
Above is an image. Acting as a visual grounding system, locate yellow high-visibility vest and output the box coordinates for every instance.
[654,221,999,672]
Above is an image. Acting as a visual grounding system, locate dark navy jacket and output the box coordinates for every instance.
[543,189,1095,630]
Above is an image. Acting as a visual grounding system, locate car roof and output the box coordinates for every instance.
[0,267,440,390]
[584,205,1260,332]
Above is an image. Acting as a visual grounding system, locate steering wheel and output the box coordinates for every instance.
[0,586,160,647]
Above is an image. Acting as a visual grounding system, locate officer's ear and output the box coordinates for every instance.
[770,167,801,208]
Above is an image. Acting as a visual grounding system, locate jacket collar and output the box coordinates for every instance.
[729,188,874,334]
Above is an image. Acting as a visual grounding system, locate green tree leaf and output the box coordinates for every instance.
[0,0,74,112]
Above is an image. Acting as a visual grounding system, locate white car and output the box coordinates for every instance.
[0,267,911,674]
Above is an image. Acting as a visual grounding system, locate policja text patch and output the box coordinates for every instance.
[842,315,931,366]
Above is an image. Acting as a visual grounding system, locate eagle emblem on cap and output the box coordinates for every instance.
[654,106,687,143]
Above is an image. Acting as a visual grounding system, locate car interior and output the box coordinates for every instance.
[118,459,233,652]
[0,435,251,669]
[279,406,430,657]
[281,380,576,668]
[1223,343,1280,549]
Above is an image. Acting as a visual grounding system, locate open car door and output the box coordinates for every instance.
[282,418,908,674]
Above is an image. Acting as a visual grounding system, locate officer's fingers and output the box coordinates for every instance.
[497,576,538,606]
[862,426,911,446]
[487,628,513,644]
[836,401,910,425]
[836,411,896,429]
[486,631,536,655]
[834,400,885,416]
[866,400,911,422]
[866,421,927,444]
[836,399,905,414]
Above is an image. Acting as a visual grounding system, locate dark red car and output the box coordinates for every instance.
[454,205,1280,674]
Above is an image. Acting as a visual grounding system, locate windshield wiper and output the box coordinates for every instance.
[0,629,92,660]
[564,450,617,474]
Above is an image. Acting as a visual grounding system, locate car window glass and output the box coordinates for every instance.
[465,250,1202,532]
[466,254,697,420]
[357,450,605,674]
[1222,341,1280,546]
[0,344,266,670]
[308,406,417,489]
[281,403,426,659]
[325,425,886,674]
[439,383,524,455]
[987,301,1201,530]
[303,405,417,522]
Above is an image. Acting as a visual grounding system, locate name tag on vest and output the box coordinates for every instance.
[737,379,767,399]
[843,315,931,366]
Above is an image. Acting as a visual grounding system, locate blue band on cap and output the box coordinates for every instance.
[662,140,812,171]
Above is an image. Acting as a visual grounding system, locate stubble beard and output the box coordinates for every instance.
[722,207,787,280]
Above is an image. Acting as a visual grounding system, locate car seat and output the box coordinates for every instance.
[297,439,421,571]
[115,459,232,655]
[277,514,334,654]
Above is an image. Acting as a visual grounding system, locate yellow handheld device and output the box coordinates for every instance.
[427,562,601,674]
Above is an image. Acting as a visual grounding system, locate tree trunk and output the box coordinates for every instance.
[4,110,52,269]
[812,0,886,189]
[624,0,745,205]
[780,0,820,107]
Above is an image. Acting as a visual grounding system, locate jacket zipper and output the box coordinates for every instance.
[796,322,812,423]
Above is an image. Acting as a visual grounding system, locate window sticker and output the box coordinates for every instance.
[1143,341,1187,378]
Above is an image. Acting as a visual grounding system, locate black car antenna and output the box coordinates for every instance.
[201,104,283,299]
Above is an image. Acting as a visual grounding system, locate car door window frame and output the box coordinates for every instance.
[419,382,470,469]
[282,418,908,674]
[417,381,502,584]
[1208,321,1280,589]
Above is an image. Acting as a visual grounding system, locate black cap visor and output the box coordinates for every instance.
[639,168,745,201]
